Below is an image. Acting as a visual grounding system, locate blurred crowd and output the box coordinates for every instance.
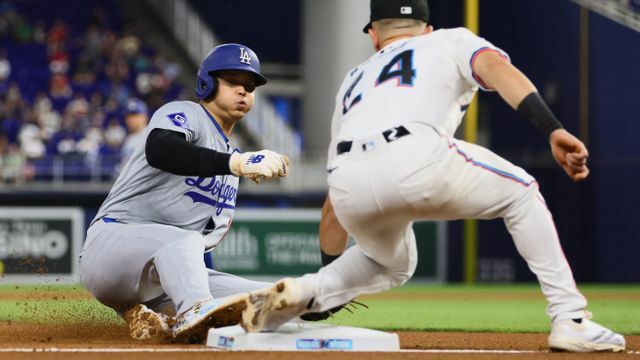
[0,1,185,183]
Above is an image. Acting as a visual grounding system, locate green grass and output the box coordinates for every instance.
[0,299,121,325]
[0,284,87,292]
[325,298,638,333]
[324,284,640,334]
[0,284,121,326]
[0,283,638,334]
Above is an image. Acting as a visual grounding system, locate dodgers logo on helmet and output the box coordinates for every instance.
[195,43,268,100]
[239,48,252,64]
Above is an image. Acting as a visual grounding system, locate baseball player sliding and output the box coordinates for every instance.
[231,0,625,352]
[79,44,286,343]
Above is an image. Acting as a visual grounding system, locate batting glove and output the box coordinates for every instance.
[229,150,289,183]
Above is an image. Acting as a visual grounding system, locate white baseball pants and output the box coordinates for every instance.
[304,122,586,323]
[79,220,270,316]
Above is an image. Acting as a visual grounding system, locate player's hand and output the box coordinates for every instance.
[549,129,589,182]
[229,150,289,183]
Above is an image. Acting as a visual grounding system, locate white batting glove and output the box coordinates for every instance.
[229,150,290,183]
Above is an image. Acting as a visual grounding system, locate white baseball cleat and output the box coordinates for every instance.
[241,278,311,333]
[123,304,172,341]
[172,294,248,343]
[548,313,625,352]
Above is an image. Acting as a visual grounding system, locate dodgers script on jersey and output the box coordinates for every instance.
[94,101,238,247]
[327,28,508,167]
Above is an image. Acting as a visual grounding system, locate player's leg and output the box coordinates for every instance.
[206,269,272,297]
[428,136,624,351]
[305,219,417,312]
[240,143,419,332]
[80,221,195,340]
[122,269,270,341]
[80,221,168,313]
[240,222,416,332]
[303,142,420,313]
[431,136,588,319]
[80,221,246,342]
[138,225,248,342]
[146,269,272,315]
[80,221,213,312]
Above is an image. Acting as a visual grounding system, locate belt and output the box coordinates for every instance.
[337,125,411,155]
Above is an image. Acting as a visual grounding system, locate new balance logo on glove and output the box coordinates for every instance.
[246,154,265,164]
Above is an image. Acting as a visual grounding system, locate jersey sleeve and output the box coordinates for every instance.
[448,28,510,92]
[147,101,199,142]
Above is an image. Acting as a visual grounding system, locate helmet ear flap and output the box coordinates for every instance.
[209,76,218,100]
[195,73,218,100]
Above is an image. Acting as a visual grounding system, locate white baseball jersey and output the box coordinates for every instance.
[327,28,509,168]
[94,100,238,249]
[301,27,589,326]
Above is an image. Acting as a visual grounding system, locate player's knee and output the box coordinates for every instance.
[504,182,542,223]
[520,182,541,203]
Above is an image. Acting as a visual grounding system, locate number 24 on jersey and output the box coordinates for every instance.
[342,49,416,115]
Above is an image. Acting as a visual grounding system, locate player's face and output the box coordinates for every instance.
[214,70,256,120]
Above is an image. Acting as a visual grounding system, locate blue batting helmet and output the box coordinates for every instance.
[195,43,268,100]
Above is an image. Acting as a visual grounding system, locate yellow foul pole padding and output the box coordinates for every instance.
[464,0,479,284]
[579,6,590,146]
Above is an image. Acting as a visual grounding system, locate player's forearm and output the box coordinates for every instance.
[473,51,536,109]
[474,52,564,138]
[319,196,348,263]
[145,128,232,176]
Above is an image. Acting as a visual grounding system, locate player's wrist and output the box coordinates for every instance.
[549,128,566,138]
[320,249,341,266]
[517,92,564,139]
[229,151,242,176]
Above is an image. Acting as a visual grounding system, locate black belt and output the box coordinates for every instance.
[337,126,411,155]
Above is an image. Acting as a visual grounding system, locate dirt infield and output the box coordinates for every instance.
[0,288,638,359]
[0,322,638,359]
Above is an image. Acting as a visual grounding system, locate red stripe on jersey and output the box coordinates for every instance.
[470,47,509,90]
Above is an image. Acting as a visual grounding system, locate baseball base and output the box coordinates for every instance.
[206,322,400,351]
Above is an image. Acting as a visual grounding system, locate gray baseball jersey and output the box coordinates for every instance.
[93,100,238,249]
[120,130,145,165]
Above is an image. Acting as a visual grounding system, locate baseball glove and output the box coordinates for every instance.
[300,300,368,321]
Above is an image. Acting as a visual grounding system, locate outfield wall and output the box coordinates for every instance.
[0,194,446,284]
[1,186,639,284]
